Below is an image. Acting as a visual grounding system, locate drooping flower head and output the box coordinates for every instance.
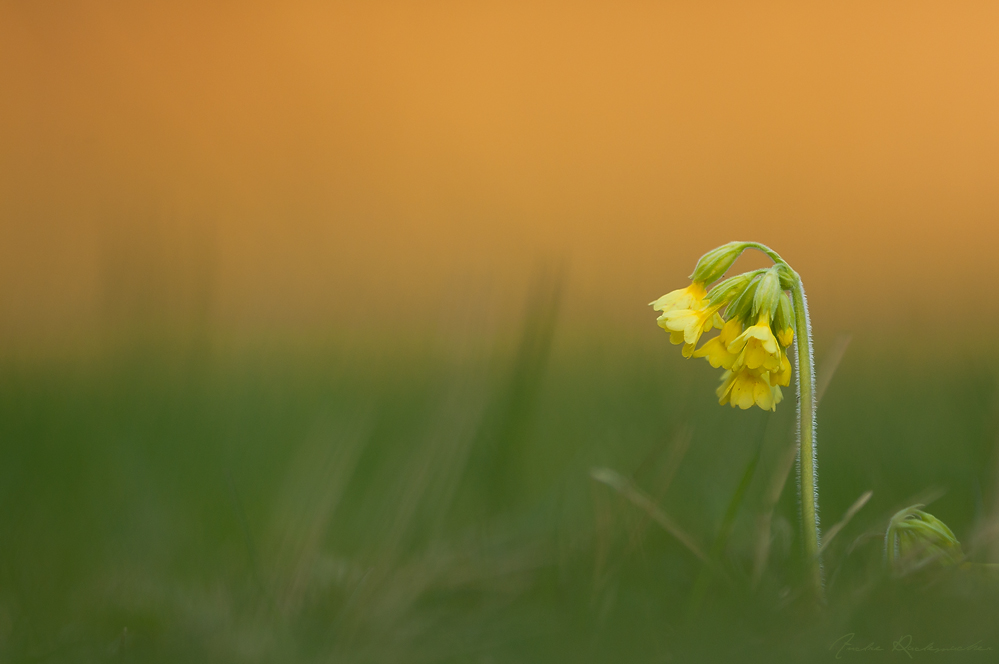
[650,240,826,603]
[650,243,798,412]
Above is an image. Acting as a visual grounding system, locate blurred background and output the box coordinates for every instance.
[1,1,998,662]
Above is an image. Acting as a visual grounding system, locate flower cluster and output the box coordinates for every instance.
[651,242,797,412]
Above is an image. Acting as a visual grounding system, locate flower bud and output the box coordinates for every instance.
[689,242,749,285]
[725,272,762,324]
[775,291,794,336]
[885,505,964,573]
[777,264,798,291]
[706,271,758,307]
[752,267,782,319]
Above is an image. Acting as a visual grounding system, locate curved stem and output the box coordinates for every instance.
[713,240,825,603]
[791,275,824,603]
[742,242,788,267]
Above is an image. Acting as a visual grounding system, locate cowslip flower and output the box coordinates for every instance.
[650,241,825,601]
[651,282,723,357]
[716,364,784,411]
[660,303,725,357]
[729,312,783,373]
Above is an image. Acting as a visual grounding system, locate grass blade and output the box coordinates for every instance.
[590,467,709,564]
[815,333,852,404]
[818,490,872,555]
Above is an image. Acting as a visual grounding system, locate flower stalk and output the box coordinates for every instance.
[651,241,825,603]
[790,273,824,603]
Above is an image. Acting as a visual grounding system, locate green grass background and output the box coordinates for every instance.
[1,287,998,663]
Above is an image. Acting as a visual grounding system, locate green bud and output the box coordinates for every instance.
[775,291,793,333]
[725,272,762,324]
[689,242,750,285]
[777,264,798,291]
[885,505,964,573]
[752,267,782,320]
[706,270,761,307]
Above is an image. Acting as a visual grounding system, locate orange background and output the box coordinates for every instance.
[1,1,997,352]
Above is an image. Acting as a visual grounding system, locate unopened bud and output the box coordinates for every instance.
[752,267,782,319]
[775,291,794,336]
[885,505,964,573]
[725,272,762,324]
[706,271,758,307]
[689,242,750,285]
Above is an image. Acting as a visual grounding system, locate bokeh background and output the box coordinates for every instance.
[2,2,998,662]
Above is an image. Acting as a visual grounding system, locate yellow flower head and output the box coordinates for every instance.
[651,245,801,413]
[716,365,784,412]
[727,311,782,373]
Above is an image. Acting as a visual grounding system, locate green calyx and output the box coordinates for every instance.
[775,291,794,333]
[706,271,760,307]
[693,243,796,329]
[752,267,782,321]
[689,242,750,285]
[723,273,761,323]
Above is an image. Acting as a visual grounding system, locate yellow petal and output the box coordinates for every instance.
[754,378,774,411]
[683,321,702,345]
[731,372,756,409]
[716,370,735,404]
[744,340,767,370]
[719,318,742,344]
[693,337,737,369]
[770,352,792,387]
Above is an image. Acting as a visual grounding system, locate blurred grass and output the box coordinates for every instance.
[1,289,999,662]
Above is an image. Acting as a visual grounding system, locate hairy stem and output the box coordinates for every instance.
[791,276,824,603]
[729,242,825,602]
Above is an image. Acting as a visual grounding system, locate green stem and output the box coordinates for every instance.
[791,275,824,603]
[732,242,824,603]
[742,242,787,267]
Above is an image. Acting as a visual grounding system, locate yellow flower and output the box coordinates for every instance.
[728,312,782,373]
[693,318,742,369]
[651,281,723,357]
[661,303,724,351]
[716,365,784,412]
[650,254,796,413]
[650,282,707,316]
